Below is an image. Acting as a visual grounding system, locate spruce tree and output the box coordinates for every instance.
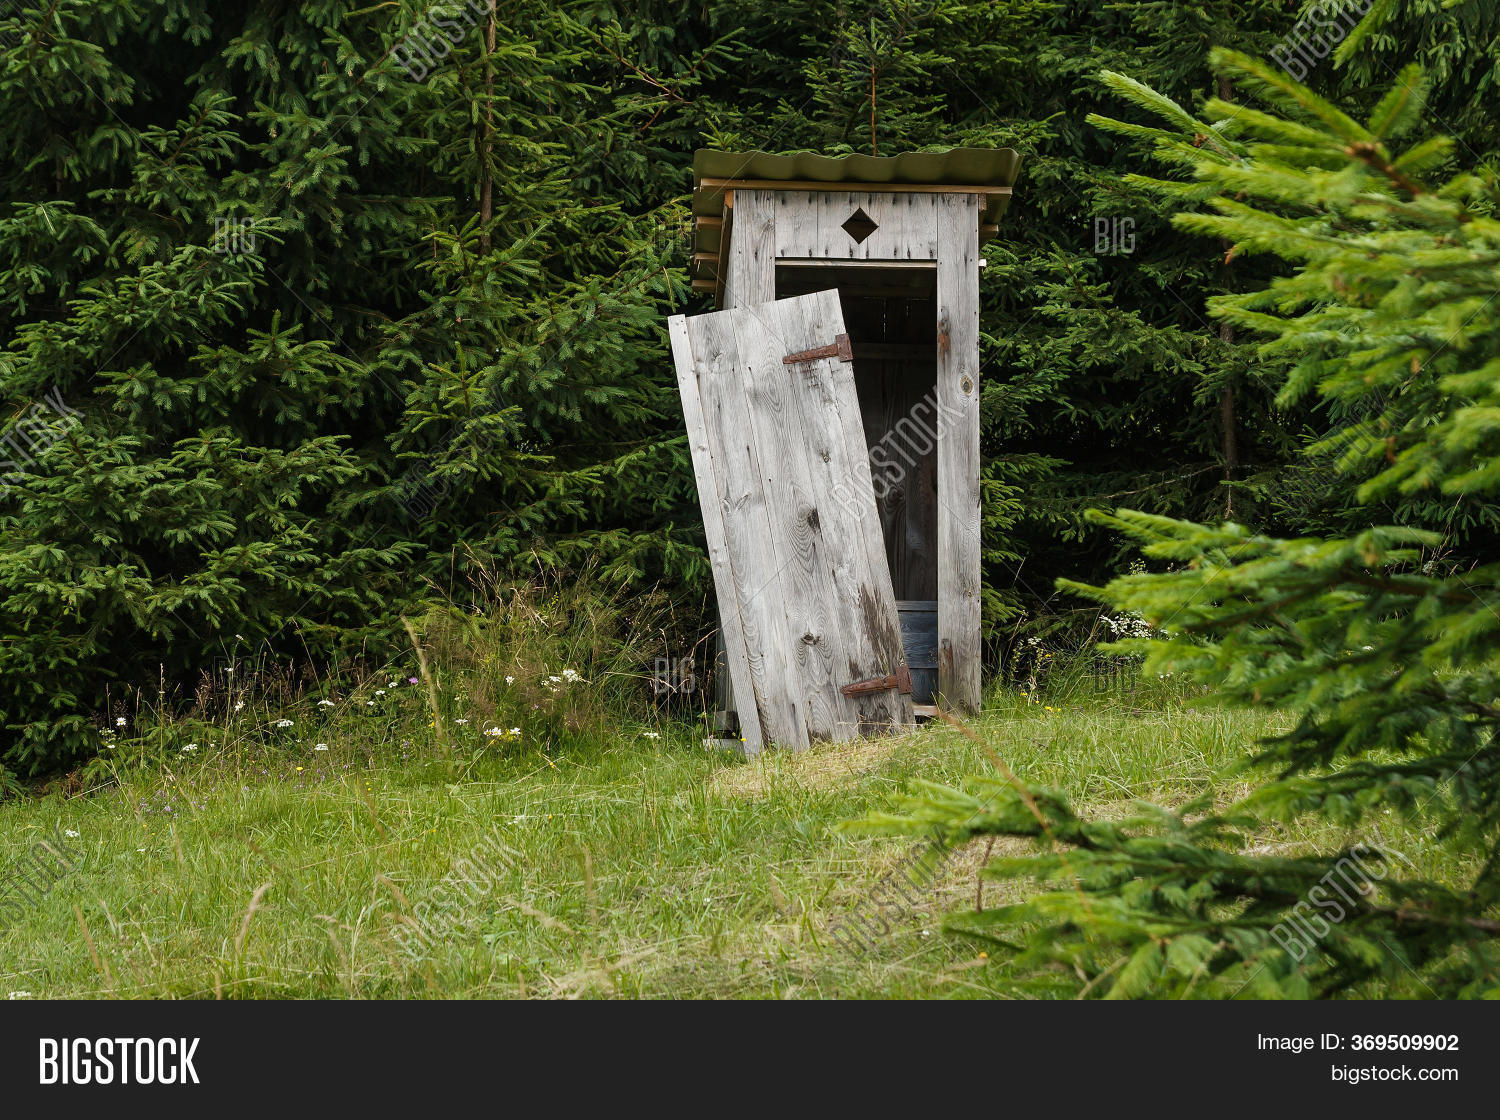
[856,50,1500,998]
[0,2,686,774]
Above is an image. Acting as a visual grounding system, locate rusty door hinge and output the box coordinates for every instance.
[841,664,912,697]
[783,333,853,365]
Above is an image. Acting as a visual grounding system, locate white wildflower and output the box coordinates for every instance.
[643,731,660,740]
[317,699,335,708]
[314,743,328,751]
[455,718,469,725]
[115,716,126,727]
[64,829,79,839]
[505,676,515,685]
[560,669,580,683]
[7,991,34,999]
[275,719,293,729]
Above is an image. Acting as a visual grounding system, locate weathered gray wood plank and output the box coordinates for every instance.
[773,190,819,272]
[813,191,843,260]
[935,192,982,712]
[686,309,807,749]
[727,190,776,307]
[668,314,765,753]
[713,190,778,734]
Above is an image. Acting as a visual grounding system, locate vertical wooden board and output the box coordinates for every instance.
[709,188,770,740]
[814,191,847,260]
[935,193,982,712]
[668,315,765,752]
[669,315,766,751]
[727,298,852,741]
[848,190,872,260]
[793,289,914,731]
[854,192,903,260]
[852,331,940,604]
[773,190,820,261]
[866,192,938,260]
[684,310,808,749]
[727,190,776,308]
[809,192,830,259]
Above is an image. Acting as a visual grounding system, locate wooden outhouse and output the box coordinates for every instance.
[668,148,1021,753]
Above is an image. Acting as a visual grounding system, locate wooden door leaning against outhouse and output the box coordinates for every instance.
[668,288,915,754]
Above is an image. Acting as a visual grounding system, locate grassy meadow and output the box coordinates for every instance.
[0,697,1366,996]
[0,587,1466,999]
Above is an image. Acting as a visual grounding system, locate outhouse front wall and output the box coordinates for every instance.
[723,187,983,712]
[771,190,943,260]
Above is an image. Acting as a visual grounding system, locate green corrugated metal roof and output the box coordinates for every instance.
[693,147,1021,191]
[690,147,1022,293]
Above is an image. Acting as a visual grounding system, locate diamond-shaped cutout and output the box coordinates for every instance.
[841,207,878,244]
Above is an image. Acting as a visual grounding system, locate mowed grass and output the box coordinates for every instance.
[0,681,1458,999]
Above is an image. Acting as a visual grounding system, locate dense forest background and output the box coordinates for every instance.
[2,0,1497,773]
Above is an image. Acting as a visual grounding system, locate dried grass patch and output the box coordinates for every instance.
[710,729,917,799]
